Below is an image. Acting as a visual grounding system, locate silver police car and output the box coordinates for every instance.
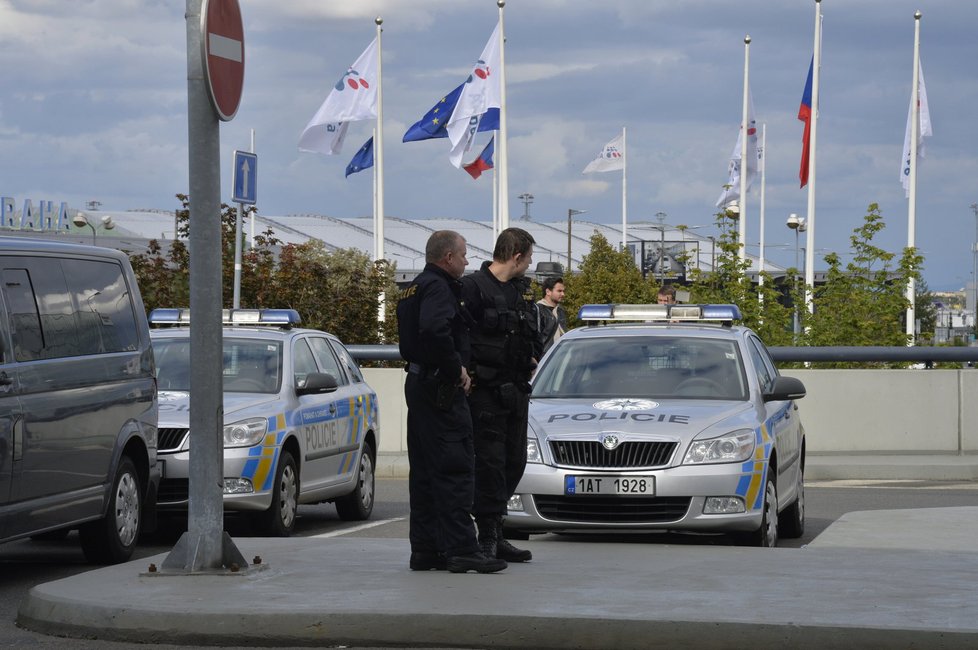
[505,304,806,547]
[149,309,379,536]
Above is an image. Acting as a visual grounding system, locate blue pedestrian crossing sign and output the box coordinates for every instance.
[232,150,257,204]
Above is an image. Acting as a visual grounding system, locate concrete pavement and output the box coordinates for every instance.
[18,503,978,649]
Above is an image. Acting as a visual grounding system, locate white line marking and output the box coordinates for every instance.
[312,517,405,538]
[209,33,242,62]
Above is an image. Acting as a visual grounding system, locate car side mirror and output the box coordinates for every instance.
[763,375,806,402]
[297,372,339,396]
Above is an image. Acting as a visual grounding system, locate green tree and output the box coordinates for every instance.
[130,194,398,345]
[563,232,654,327]
[797,203,921,364]
[684,211,794,346]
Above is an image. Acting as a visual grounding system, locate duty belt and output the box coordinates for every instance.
[406,362,430,376]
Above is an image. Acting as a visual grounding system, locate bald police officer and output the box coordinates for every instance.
[397,230,507,574]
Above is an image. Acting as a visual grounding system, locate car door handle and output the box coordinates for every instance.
[329,403,337,414]
[0,372,12,386]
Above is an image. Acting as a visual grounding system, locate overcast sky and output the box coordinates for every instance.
[2,0,976,290]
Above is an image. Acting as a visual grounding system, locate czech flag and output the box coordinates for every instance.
[463,137,494,180]
[798,58,814,188]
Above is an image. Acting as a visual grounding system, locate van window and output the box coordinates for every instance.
[62,259,140,354]
[2,268,44,361]
[1,258,139,361]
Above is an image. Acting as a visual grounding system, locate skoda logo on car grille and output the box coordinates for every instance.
[593,398,658,411]
[601,434,621,450]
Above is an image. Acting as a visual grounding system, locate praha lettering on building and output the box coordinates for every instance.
[1,197,74,231]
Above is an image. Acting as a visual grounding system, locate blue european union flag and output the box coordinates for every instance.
[345,136,374,178]
[402,82,499,142]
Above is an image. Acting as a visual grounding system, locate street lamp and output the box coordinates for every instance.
[567,209,586,272]
[518,193,534,221]
[786,213,807,339]
[654,212,668,282]
[73,212,115,246]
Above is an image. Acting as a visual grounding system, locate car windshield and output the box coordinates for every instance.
[532,335,748,401]
[154,337,283,394]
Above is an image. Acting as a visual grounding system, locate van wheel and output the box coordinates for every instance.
[80,456,141,564]
[336,448,375,521]
[735,472,779,548]
[254,451,298,537]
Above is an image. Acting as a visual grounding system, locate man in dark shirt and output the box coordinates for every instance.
[396,230,506,574]
[536,276,568,354]
[461,227,541,564]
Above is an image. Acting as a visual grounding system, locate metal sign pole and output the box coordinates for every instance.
[163,0,246,573]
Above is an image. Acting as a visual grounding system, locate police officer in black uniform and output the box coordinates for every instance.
[397,230,506,574]
[461,227,541,563]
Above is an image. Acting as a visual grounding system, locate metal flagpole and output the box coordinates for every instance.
[759,123,767,290]
[739,35,750,264]
[621,126,627,250]
[905,11,922,343]
[493,133,499,240]
[804,0,822,317]
[497,1,510,231]
[375,17,385,262]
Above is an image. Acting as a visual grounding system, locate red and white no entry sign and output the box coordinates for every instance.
[202,0,244,121]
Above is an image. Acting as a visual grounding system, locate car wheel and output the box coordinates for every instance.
[779,468,805,538]
[336,447,375,521]
[736,471,778,548]
[79,456,142,564]
[255,450,298,537]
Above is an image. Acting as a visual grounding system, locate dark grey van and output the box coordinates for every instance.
[0,238,159,563]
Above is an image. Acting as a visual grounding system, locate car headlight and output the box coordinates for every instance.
[683,430,755,465]
[223,417,268,448]
[526,437,542,464]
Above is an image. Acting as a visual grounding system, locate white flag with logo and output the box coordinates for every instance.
[299,37,379,155]
[582,133,625,173]
[447,23,502,168]
[715,91,758,207]
[901,61,932,197]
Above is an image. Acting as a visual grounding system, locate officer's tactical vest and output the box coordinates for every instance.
[469,271,535,385]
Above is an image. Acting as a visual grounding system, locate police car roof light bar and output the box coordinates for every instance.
[148,308,302,327]
[578,304,742,323]
[147,308,190,325]
[223,309,302,327]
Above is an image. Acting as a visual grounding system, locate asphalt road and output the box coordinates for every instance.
[2,478,976,649]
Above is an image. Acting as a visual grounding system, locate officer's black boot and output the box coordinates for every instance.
[495,516,532,562]
[476,516,498,559]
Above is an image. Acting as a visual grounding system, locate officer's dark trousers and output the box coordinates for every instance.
[469,385,529,517]
[405,373,480,557]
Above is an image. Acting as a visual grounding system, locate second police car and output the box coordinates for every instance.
[505,303,807,547]
[149,309,379,535]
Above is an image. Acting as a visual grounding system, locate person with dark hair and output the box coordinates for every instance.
[397,230,507,574]
[536,276,567,353]
[461,227,541,564]
[657,284,677,305]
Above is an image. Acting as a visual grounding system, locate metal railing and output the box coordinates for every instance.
[347,344,978,365]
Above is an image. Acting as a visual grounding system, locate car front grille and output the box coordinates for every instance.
[158,478,189,505]
[159,427,189,453]
[533,495,691,524]
[549,440,677,469]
